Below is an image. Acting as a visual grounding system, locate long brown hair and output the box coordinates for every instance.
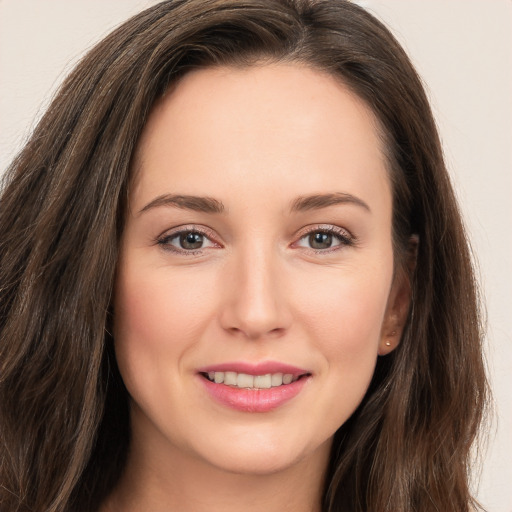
[0,1,488,511]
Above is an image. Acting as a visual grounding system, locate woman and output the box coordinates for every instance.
[0,1,488,511]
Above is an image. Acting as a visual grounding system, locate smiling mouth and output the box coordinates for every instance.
[200,371,311,389]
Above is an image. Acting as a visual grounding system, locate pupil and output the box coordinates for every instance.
[310,232,332,249]
[180,232,203,249]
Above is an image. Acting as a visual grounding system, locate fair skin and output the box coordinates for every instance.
[105,63,410,512]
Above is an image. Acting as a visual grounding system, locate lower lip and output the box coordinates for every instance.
[199,375,310,413]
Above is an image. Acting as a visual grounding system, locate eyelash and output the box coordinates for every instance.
[294,225,355,254]
[155,224,355,256]
[156,225,219,255]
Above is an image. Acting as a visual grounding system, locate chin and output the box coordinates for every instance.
[205,448,306,476]
[192,428,329,476]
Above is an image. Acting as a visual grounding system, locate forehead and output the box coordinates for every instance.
[130,63,389,212]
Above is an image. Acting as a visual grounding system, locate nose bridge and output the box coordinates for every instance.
[220,238,290,339]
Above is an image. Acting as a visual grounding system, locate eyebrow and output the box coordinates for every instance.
[138,194,225,215]
[290,192,371,213]
[138,191,370,216]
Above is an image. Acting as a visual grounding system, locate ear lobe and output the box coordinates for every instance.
[378,236,418,356]
[378,273,411,355]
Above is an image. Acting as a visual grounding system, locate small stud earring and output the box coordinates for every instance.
[385,340,391,347]
[391,330,396,336]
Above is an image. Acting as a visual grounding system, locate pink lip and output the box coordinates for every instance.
[197,361,309,377]
[197,361,311,413]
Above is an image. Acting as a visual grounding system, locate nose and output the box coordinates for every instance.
[219,245,292,340]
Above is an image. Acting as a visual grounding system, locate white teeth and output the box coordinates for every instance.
[206,371,302,388]
[237,373,254,388]
[253,374,272,389]
[224,371,237,386]
[271,373,283,386]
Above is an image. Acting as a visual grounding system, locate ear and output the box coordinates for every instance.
[378,236,418,355]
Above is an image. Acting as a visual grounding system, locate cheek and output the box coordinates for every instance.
[291,266,391,428]
[113,264,216,395]
[298,268,390,347]
[115,264,213,342]
[291,260,392,405]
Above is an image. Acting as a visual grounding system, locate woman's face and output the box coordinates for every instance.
[114,64,409,476]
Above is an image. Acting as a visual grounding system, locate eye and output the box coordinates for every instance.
[176,232,207,250]
[295,226,354,252]
[157,227,218,253]
[306,232,337,250]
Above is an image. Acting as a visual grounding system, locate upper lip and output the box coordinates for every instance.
[196,361,310,378]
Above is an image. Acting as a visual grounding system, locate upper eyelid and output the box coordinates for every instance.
[157,224,218,241]
[155,223,355,248]
[294,224,354,240]
[155,225,222,256]
[292,225,357,253]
